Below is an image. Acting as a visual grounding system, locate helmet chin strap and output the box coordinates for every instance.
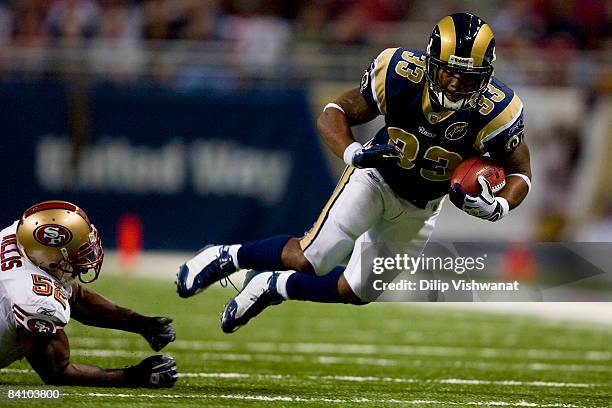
[430,87,466,111]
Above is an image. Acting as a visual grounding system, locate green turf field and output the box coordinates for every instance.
[1,274,611,407]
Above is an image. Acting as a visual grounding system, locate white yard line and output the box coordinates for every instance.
[68,337,612,361]
[71,349,150,358]
[64,391,589,407]
[180,372,596,388]
[3,367,600,389]
[5,354,611,375]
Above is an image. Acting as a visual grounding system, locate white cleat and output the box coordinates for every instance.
[221,271,284,333]
[176,245,236,298]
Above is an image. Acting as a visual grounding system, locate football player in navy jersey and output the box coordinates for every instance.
[177,13,532,332]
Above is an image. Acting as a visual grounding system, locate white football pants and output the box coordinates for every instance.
[299,166,443,301]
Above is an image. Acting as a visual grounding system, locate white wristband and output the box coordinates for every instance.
[343,142,363,166]
[497,197,510,218]
[507,173,531,193]
[324,103,345,114]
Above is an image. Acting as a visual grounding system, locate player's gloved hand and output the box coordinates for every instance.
[351,144,402,168]
[449,176,509,222]
[130,314,176,351]
[141,317,176,351]
[124,355,178,388]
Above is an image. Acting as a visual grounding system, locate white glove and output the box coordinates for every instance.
[450,176,509,222]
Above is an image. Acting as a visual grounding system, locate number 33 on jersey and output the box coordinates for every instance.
[360,47,525,204]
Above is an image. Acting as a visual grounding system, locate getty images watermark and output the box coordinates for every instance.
[360,241,611,302]
[372,252,518,293]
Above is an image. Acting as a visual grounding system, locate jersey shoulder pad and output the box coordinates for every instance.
[474,78,524,153]
[360,48,426,115]
[9,272,71,334]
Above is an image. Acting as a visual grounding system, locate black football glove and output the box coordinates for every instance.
[352,144,402,169]
[130,314,176,351]
[142,317,176,352]
[124,355,178,388]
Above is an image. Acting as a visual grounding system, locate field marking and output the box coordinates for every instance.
[179,372,596,389]
[6,355,612,376]
[65,346,612,371]
[64,392,589,407]
[71,349,150,358]
[0,368,31,374]
[2,367,598,390]
[68,337,612,361]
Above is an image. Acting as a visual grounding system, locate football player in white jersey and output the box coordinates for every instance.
[0,200,177,387]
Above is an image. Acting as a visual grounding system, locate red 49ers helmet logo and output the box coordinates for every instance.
[34,225,73,247]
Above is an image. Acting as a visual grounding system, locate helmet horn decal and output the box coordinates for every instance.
[471,24,495,66]
[437,16,456,62]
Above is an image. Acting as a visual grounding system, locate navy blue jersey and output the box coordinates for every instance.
[360,48,525,205]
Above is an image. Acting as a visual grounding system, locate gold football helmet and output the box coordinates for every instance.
[426,13,496,110]
[16,200,104,283]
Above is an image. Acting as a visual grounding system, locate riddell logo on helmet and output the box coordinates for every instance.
[34,225,73,247]
[448,55,474,69]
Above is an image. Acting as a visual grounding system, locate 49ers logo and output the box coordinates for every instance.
[34,225,72,247]
[27,318,56,333]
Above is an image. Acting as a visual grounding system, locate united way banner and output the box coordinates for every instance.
[0,82,334,250]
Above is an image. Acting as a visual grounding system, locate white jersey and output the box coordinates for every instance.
[0,221,72,368]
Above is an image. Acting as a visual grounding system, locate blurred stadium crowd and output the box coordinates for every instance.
[0,0,609,88]
[2,0,609,48]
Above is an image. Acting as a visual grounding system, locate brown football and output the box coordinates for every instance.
[450,157,506,195]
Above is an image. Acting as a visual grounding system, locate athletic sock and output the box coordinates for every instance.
[227,245,241,269]
[275,271,292,299]
[283,266,345,303]
[236,235,292,271]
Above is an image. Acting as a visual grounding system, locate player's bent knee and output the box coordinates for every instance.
[282,238,314,273]
[337,274,369,305]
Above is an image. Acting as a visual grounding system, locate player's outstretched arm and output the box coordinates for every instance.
[18,328,177,387]
[70,283,176,351]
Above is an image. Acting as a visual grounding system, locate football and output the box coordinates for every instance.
[450,157,506,195]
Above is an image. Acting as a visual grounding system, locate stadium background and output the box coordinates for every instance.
[0,1,611,406]
[1,0,610,248]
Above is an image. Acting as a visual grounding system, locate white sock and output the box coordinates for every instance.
[275,271,294,300]
[228,244,241,269]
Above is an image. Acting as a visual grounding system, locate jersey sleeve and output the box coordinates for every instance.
[473,85,525,157]
[12,302,68,334]
[360,47,400,115]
